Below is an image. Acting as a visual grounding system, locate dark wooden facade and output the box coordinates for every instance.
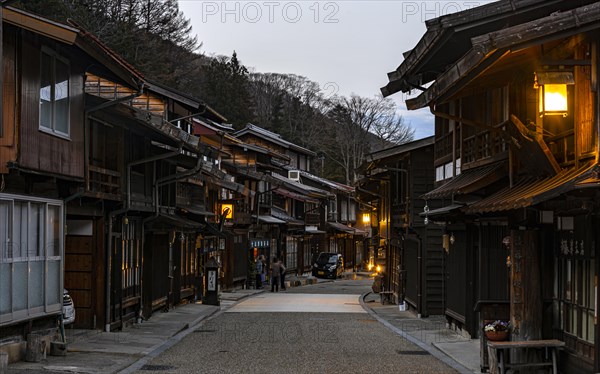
[383,0,600,371]
[356,137,444,316]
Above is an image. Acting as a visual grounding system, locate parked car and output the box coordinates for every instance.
[312,253,344,279]
[63,289,75,325]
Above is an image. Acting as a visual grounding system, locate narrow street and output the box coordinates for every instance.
[140,279,457,373]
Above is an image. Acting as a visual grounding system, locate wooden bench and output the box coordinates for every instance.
[487,339,565,374]
[379,291,394,305]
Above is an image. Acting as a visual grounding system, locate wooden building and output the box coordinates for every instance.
[356,137,444,316]
[234,124,350,275]
[382,0,600,371]
[269,166,363,273]
[0,7,235,355]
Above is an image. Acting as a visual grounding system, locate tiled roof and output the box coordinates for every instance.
[465,163,598,214]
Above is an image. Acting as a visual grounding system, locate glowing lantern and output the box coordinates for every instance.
[220,204,233,219]
[535,71,573,117]
[362,213,371,224]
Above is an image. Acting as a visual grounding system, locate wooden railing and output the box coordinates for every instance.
[233,202,253,224]
[463,130,507,165]
[88,165,121,199]
[434,132,453,161]
[305,212,320,225]
[545,129,575,166]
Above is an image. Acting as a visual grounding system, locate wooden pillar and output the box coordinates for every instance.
[511,229,542,340]
[594,212,600,373]
[510,229,542,366]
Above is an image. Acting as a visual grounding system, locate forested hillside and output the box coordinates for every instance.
[14,0,414,183]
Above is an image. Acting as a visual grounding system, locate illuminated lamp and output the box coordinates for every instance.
[362,213,371,224]
[220,204,233,219]
[535,71,574,117]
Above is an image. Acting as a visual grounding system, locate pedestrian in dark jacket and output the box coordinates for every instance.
[279,259,287,290]
[270,257,281,292]
[255,255,264,289]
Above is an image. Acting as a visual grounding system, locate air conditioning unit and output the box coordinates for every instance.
[288,170,300,181]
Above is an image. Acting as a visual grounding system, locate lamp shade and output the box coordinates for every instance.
[536,71,573,117]
[362,213,371,224]
[220,204,233,219]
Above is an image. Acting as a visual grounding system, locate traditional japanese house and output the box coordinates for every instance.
[86,64,235,325]
[1,8,82,354]
[221,140,289,280]
[190,117,273,289]
[0,7,236,347]
[77,39,233,327]
[234,124,333,274]
[286,168,363,272]
[382,0,600,371]
[356,137,443,316]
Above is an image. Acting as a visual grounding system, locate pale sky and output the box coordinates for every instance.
[178,1,491,139]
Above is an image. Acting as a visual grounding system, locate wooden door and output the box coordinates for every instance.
[65,235,93,328]
[64,218,105,329]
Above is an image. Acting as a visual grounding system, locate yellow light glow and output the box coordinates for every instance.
[362,213,371,224]
[367,263,373,271]
[540,84,568,115]
[221,204,233,219]
[376,265,381,273]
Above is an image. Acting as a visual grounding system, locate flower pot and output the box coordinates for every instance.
[485,330,508,341]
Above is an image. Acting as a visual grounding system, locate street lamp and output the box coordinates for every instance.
[535,71,573,117]
[362,212,371,224]
[220,204,233,219]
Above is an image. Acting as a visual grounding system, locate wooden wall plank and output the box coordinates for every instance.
[19,32,84,178]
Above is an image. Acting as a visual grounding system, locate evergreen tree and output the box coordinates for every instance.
[201,52,252,128]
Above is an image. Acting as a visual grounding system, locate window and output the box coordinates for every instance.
[123,220,141,299]
[444,163,453,180]
[435,161,461,182]
[0,194,63,324]
[328,200,337,221]
[435,166,445,182]
[285,237,298,270]
[340,200,348,222]
[348,201,356,222]
[555,255,595,344]
[40,49,70,137]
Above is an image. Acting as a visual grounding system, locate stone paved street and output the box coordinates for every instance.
[141,278,457,374]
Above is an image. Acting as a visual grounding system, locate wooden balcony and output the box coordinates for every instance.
[434,132,454,161]
[463,130,508,167]
[545,129,575,166]
[87,165,122,200]
[305,212,320,225]
[234,211,253,225]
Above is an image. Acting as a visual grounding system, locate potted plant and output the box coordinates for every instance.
[484,320,510,341]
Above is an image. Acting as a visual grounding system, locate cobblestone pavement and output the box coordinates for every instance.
[141,279,458,374]
[6,275,476,373]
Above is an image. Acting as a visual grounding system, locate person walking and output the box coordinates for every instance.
[255,255,264,289]
[279,258,287,291]
[270,257,281,292]
[261,256,267,285]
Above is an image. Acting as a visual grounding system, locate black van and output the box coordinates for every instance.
[311,252,344,279]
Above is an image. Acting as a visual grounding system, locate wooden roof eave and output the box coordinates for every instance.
[406,1,600,110]
[70,24,145,89]
[145,81,228,123]
[382,0,569,97]
[465,163,599,214]
[365,136,435,163]
[235,125,317,157]
[406,46,507,110]
[3,7,78,44]
[89,96,217,157]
